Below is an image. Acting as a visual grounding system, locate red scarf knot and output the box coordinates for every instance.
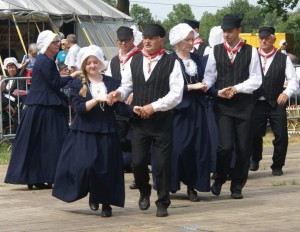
[142,48,166,73]
[223,40,245,64]
[258,47,277,71]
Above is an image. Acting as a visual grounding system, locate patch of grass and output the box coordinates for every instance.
[289,180,299,185]
[0,141,12,165]
[263,127,300,147]
[272,181,287,186]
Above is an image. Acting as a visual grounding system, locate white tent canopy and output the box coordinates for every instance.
[0,0,135,59]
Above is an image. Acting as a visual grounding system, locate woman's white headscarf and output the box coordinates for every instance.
[169,23,197,46]
[76,45,107,71]
[208,26,224,47]
[36,30,59,54]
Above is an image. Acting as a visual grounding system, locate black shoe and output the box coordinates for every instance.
[249,160,259,171]
[101,204,112,217]
[156,206,168,217]
[89,195,99,211]
[211,172,217,180]
[138,193,150,210]
[231,192,243,199]
[272,168,283,176]
[187,189,200,202]
[27,184,33,190]
[211,182,222,196]
[129,180,137,190]
[33,183,51,189]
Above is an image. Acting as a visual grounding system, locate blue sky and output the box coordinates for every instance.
[130,0,261,21]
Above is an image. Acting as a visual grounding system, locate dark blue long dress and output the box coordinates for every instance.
[52,76,131,207]
[170,52,212,193]
[5,54,72,185]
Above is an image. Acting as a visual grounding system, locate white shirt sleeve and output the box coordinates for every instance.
[151,59,184,112]
[105,60,112,77]
[234,47,262,93]
[284,56,299,97]
[203,47,217,89]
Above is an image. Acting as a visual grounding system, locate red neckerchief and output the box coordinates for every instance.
[118,46,140,70]
[258,47,277,71]
[141,48,166,73]
[223,40,245,64]
[193,36,204,46]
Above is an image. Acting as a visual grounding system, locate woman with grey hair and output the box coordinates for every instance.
[5,30,81,190]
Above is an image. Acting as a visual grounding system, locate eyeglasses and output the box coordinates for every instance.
[51,40,61,45]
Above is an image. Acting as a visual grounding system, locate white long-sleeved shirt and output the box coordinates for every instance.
[259,51,299,98]
[117,54,184,112]
[203,43,262,94]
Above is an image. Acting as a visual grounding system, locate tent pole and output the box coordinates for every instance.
[11,14,27,55]
[89,15,113,60]
[76,15,92,45]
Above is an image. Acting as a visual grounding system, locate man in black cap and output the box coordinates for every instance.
[108,23,184,217]
[106,26,142,189]
[202,14,262,199]
[250,26,298,176]
[184,19,210,57]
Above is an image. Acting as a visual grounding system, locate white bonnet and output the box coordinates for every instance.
[130,25,143,46]
[4,57,21,69]
[169,23,197,46]
[208,26,224,47]
[279,39,287,46]
[76,45,107,71]
[36,30,59,54]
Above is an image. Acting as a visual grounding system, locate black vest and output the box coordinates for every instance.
[130,53,175,119]
[110,56,122,80]
[213,43,255,118]
[194,43,209,58]
[254,51,287,107]
[214,43,252,89]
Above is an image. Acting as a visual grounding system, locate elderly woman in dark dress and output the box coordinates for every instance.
[52,45,133,217]
[5,30,80,189]
[169,23,213,201]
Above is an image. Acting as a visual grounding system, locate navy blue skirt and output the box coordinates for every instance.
[52,131,125,207]
[5,105,69,185]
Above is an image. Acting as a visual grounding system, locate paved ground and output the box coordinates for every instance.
[0,145,299,232]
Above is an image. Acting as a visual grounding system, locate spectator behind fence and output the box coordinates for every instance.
[1,76,17,133]
[64,34,81,73]
[55,39,68,72]
[20,43,38,80]
[4,30,81,190]
[3,57,27,102]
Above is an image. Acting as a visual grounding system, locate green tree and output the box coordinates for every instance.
[130,4,155,29]
[102,0,117,8]
[162,4,195,34]
[258,0,299,19]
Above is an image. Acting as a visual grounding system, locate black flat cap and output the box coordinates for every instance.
[258,26,275,37]
[143,24,166,38]
[221,14,242,30]
[183,19,200,29]
[117,26,133,41]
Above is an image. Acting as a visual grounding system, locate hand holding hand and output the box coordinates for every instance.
[125,93,133,105]
[107,91,121,105]
[140,104,154,119]
[133,106,142,116]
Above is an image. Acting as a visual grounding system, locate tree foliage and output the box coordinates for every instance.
[130,4,155,29]
[162,4,195,34]
[102,0,117,8]
[258,0,299,20]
